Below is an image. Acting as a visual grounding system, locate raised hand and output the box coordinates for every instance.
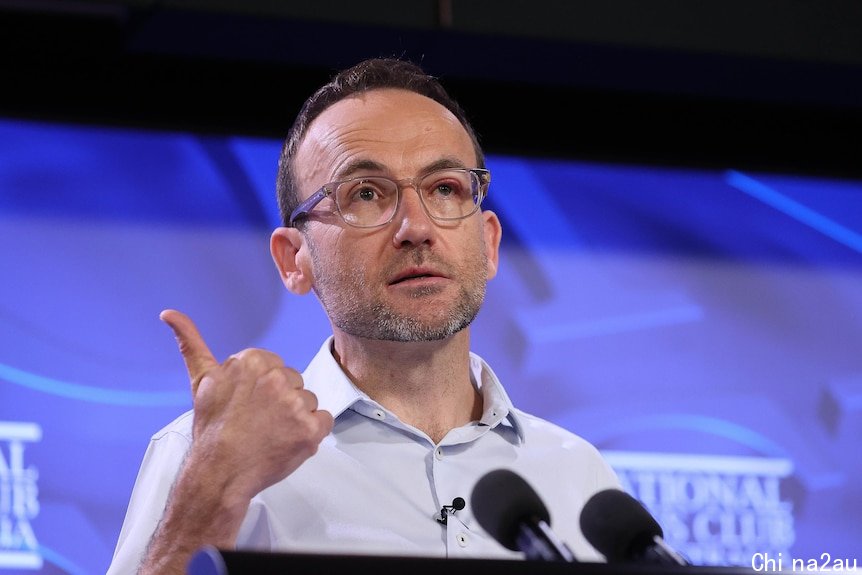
[136,310,335,575]
[159,309,334,500]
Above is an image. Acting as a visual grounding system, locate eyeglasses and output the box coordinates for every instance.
[289,168,490,228]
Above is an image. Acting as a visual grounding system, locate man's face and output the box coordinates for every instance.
[291,88,501,342]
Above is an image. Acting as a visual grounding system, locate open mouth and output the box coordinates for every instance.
[389,268,443,285]
[392,274,432,284]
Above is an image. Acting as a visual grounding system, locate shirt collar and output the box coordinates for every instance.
[301,337,525,443]
[470,351,525,443]
[300,337,365,419]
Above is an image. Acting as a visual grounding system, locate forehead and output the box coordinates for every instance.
[295,89,477,190]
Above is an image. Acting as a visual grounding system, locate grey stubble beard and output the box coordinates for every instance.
[308,239,487,342]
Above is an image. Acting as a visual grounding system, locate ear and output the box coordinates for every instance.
[481,210,502,280]
[271,227,314,295]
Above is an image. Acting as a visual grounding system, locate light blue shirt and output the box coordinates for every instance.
[108,338,619,573]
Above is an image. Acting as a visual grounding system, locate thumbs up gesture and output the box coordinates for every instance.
[160,309,334,501]
[135,311,334,575]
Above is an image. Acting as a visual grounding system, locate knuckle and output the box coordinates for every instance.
[280,366,303,382]
[232,348,284,371]
[300,389,319,410]
[231,348,260,369]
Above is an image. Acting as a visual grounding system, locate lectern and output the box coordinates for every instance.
[188,547,758,575]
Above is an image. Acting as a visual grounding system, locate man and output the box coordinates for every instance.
[107,58,620,575]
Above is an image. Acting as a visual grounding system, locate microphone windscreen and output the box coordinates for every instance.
[471,469,551,551]
[579,489,663,562]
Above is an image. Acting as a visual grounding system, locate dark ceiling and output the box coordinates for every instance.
[2,0,862,176]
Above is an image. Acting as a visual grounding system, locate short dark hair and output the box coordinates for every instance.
[276,58,485,227]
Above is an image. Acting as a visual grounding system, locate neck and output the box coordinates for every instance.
[331,328,482,443]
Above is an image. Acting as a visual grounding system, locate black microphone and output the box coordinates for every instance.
[437,496,466,525]
[579,488,688,566]
[471,468,576,562]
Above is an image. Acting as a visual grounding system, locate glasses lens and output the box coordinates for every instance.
[335,177,399,227]
[331,170,486,227]
[419,170,481,220]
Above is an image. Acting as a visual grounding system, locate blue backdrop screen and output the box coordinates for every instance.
[1,117,860,574]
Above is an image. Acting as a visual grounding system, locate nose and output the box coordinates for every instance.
[391,185,435,248]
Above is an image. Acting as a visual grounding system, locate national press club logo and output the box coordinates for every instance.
[0,422,42,570]
[604,451,795,566]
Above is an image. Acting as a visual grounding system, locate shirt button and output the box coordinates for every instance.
[435,447,444,460]
[456,533,469,547]
[373,409,385,420]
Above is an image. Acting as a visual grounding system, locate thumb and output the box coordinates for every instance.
[160,309,219,397]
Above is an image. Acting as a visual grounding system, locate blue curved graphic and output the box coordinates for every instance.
[595,413,790,458]
[727,170,862,254]
[0,362,188,407]
[38,544,88,575]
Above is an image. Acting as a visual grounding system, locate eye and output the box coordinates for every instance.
[356,186,378,202]
[427,176,467,199]
[435,183,455,197]
[342,179,389,204]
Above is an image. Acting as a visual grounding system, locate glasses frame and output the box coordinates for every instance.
[289,168,491,228]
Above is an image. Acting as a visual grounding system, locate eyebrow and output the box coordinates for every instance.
[421,157,469,175]
[334,156,469,181]
[336,159,386,180]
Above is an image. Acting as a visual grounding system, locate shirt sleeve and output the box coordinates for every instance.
[106,416,193,575]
